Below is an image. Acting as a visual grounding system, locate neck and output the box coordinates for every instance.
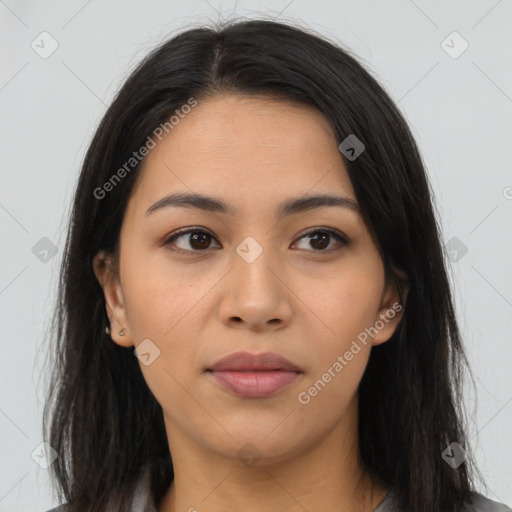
[158,395,387,512]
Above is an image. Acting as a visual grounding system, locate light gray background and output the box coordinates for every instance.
[1,1,511,510]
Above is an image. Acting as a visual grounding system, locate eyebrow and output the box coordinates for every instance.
[145,192,361,218]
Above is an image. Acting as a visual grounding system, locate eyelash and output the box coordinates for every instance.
[163,227,348,256]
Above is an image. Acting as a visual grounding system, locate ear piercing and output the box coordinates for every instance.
[105,326,126,336]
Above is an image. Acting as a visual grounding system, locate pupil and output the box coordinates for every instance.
[191,233,210,249]
[311,232,329,250]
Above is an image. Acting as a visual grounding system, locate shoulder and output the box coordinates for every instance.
[376,490,511,512]
[42,466,154,512]
[467,493,512,511]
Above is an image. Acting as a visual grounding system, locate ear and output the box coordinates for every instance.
[371,267,409,346]
[92,250,133,348]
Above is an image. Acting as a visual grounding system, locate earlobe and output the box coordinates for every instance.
[92,251,133,347]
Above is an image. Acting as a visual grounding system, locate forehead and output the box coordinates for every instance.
[126,94,356,218]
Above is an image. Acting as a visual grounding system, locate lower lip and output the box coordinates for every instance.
[208,370,302,398]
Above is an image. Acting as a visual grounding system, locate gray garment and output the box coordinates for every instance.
[374,489,512,512]
[45,468,511,512]
[45,466,157,512]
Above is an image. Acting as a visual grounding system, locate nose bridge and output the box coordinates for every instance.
[233,233,280,297]
[219,233,292,328]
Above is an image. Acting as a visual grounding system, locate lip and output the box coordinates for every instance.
[206,351,303,398]
[208,351,302,372]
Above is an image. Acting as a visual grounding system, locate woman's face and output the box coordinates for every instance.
[94,94,406,465]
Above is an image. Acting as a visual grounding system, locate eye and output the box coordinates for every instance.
[163,227,348,255]
[292,228,348,252]
[164,228,221,254]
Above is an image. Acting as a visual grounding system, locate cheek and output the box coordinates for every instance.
[295,259,383,405]
[122,253,207,425]
[296,274,377,413]
[121,247,206,339]
[303,261,384,345]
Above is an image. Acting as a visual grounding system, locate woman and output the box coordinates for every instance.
[42,18,511,512]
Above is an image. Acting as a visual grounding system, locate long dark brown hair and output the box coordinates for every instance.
[42,17,484,511]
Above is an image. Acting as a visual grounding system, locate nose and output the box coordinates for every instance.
[218,243,293,332]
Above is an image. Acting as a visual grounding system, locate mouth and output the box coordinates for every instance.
[206,351,304,398]
[206,369,303,398]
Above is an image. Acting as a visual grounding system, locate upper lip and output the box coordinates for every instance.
[207,351,302,372]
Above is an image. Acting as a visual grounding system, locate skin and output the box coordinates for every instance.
[93,94,409,512]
